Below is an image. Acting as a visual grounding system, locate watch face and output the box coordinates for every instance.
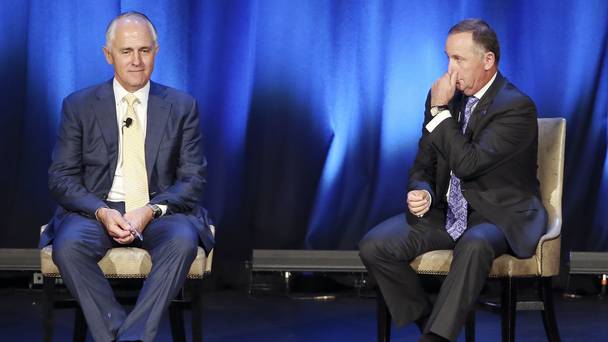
[149,204,161,218]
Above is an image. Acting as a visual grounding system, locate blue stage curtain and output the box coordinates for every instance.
[1,1,607,279]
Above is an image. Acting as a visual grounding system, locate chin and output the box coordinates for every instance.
[127,81,145,89]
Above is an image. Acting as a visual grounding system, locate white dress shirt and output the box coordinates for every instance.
[105,79,167,216]
[107,78,150,202]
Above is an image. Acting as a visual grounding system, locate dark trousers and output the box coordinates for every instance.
[51,202,198,342]
[359,213,509,341]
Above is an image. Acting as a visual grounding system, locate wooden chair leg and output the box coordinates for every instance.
[376,289,391,342]
[539,277,561,342]
[465,309,476,342]
[191,279,204,342]
[43,276,54,342]
[501,278,517,342]
[169,301,186,342]
[73,305,87,342]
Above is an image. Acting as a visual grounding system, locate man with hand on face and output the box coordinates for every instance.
[359,19,547,341]
[40,11,214,342]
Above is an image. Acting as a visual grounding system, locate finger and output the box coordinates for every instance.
[109,224,131,238]
[408,193,422,201]
[450,71,458,87]
[411,205,428,217]
[411,198,431,214]
[114,238,129,245]
[114,217,132,231]
[114,235,133,244]
[408,191,424,201]
[408,197,424,205]
[410,206,425,216]
[408,200,427,210]
[409,203,425,214]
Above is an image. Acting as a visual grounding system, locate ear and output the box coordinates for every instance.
[103,46,114,65]
[483,51,495,71]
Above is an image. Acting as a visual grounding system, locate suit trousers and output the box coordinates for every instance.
[51,202,198,342]
[359,213,509,341]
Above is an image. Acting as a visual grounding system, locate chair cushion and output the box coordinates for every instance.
[41,246,210,279]
[410,250,540,277]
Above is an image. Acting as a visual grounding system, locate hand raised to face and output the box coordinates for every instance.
[431,71,458,108]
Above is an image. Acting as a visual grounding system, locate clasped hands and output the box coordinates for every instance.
[96,206,154,244]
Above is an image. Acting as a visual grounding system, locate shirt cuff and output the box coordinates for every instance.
[425,110,451,132]
[157,204,168,216]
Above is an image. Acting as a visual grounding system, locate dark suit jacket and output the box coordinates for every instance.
[41,80,215,254]
[407,72,547,258]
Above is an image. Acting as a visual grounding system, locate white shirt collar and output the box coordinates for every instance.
[472,71,497,101]
[112,78,150,107]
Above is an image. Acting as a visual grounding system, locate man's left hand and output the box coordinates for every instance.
[431,71,458,107]
[124,206,154,237]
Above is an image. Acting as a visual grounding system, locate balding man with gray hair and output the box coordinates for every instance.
[41,11,214,342]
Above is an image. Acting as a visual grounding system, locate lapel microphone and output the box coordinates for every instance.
[124,118,133,128]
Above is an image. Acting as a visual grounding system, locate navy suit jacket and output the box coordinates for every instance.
[407,72,547,258]
[41,80,215,254]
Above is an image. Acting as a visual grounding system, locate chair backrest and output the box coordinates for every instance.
[536,118,566,241]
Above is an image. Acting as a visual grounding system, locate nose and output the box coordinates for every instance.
[448,59,455,74]
[131,52,142,66]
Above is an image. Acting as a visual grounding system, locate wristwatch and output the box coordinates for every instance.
[430,105,449,117]
[147,203,162,219]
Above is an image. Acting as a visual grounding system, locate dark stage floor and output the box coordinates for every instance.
[0,288,606,341]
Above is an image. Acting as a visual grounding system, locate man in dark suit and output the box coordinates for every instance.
[40,11,213,342]
[359,19,547,342]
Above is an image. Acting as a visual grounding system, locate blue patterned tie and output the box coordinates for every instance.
[445,96,479,240]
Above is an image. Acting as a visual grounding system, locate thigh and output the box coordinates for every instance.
[142,214,198,252]
[52,212,113,259]
[361,213,454,262]
[457,221,510,257]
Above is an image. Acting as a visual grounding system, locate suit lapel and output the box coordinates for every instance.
[93,81,119,178]
[448,92,466,130]
[466,72,507,137]
[145,82,171,179]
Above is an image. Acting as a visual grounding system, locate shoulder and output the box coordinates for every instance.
[492,79,536,114]
[64,80,112,105]
[151,81,196,106]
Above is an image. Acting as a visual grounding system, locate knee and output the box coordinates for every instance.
[359,233,383,265]
[455,238,495,260]
[52,238,87,266]
[167,234,198,260]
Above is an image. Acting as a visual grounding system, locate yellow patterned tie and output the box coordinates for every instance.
[123,93,150,212]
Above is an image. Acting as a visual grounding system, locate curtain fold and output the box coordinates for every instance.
[1,1,607,283]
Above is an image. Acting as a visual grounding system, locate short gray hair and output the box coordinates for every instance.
[105,11,158,48]
[449,18,500,65]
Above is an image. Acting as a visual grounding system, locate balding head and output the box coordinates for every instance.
[105,11,158,50]
[102,11,159,92]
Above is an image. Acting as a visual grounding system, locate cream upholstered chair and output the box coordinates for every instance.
[377,118,566,342]
[40,225,214,342]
